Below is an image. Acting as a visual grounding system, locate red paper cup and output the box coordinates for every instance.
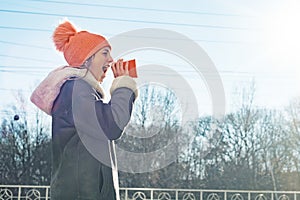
[123,59,137,78]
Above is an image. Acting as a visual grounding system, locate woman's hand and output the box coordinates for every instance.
[111,59,129,78]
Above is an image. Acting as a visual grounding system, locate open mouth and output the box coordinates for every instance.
[102,65,110,73]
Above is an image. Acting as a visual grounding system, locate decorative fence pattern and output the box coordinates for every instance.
[0,185,299,200]
[0,185,50,200]
[120,188,300,200]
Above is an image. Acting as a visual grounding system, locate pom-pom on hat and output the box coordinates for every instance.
[53,20,111,67]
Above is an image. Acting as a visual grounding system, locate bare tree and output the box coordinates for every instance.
[118,84,184,188]
[0,90,51,185]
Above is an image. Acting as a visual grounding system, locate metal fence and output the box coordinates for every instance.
[0,185,299,200]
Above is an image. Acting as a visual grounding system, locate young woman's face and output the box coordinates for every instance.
[89,47,113,82]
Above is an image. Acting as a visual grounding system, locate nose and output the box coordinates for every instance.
[108,54,113,63]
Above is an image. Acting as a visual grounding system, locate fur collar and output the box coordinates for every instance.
[30,66,105,115]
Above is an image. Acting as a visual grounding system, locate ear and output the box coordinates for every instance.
[83,55,95,68]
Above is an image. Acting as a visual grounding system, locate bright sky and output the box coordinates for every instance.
[0,0,300,118]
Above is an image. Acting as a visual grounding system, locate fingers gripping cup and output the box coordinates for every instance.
[111,59,137,78]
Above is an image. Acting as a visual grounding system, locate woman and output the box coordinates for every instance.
[31,20,137,199]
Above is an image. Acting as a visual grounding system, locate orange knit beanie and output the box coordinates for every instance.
[52,20,111,67]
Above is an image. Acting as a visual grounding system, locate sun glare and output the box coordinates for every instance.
[263,1,300,66]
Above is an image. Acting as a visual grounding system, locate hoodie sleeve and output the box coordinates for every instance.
[72,76,137,141]
[95,87,135,140]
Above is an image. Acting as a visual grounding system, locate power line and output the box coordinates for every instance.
[0,66,53,70]
[0,24,246,45]
[0,69,46,75]
[0,28,245,45]
[0,65,298,78]
[0,54,57,64]
[109,34,245,44]
[24,0,252,17]
[0,9,251,30]
[0,40,52,50]
[0,25,51,32]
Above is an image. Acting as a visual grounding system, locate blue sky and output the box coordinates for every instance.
[0,0,300,118]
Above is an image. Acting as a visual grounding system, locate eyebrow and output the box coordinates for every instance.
[102,48,110,52]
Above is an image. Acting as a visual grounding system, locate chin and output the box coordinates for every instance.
[99,78,104,83]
